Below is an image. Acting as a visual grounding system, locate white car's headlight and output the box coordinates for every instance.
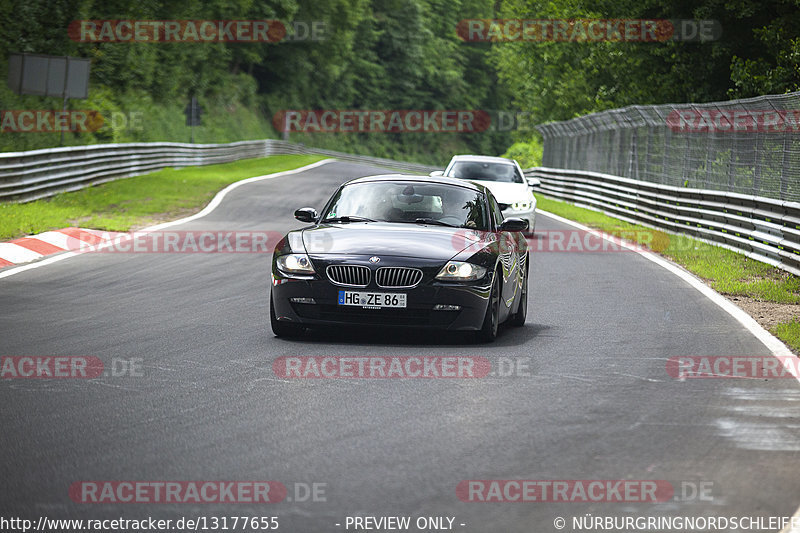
[435,261,487,281]
[276,253,315,275]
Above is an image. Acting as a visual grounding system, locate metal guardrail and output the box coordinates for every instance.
[0,140,437,203]
[526,166,800,276]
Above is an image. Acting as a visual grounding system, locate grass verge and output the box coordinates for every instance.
[534,193,800,352]
[0,154,326,240]
[773,321,800,352]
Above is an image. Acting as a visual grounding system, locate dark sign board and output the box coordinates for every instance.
[8,53,90,99]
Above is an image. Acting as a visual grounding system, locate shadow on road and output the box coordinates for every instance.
[267,322,551,348]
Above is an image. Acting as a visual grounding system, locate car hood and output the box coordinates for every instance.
[469,180,531,204]
[300,222,487,260]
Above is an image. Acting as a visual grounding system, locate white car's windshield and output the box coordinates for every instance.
[449,161,524,183]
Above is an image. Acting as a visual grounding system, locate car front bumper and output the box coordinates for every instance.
[271,273,493,331]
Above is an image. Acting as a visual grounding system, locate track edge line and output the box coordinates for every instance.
[538,209,794,359]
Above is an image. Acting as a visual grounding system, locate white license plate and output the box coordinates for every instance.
[338,290,407,308]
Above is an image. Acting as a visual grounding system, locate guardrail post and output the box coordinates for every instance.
[753,135,763,196]
[781,136,790,201]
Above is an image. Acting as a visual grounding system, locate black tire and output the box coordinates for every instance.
[475,271,501,343]
[270,295,303,338]
[509,261,528,327]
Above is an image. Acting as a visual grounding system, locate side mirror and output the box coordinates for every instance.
[294,207,318,223]
[499,217,529,232]
[526,177,541,187]
[429,170,444,177]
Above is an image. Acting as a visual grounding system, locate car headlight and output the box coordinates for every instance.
[435,261,487,281]
[512,201,531,210]
[276,253,315,276]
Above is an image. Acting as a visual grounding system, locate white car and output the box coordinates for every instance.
[432,155,538,234]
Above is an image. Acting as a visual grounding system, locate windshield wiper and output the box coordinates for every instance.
[324,216,376,223]
[413,218,458,227]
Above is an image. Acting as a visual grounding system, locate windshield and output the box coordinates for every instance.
[448,161,524,183]
[322,181,489,230]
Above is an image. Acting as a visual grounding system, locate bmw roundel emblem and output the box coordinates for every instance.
[369,256,381,263]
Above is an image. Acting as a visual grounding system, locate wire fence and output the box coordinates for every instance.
[536,91,800,202]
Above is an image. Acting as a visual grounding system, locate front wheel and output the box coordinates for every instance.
[475,271,501,343]
[270,295,303,338]
[509,263,528,327]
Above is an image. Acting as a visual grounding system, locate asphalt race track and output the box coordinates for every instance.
[1,161,798,532]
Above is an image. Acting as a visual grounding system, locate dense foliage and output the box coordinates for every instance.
[0,0,797,164]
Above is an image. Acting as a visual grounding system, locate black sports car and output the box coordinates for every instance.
[270,174,529,342]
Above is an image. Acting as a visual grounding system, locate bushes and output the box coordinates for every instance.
[502,139,543,169]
